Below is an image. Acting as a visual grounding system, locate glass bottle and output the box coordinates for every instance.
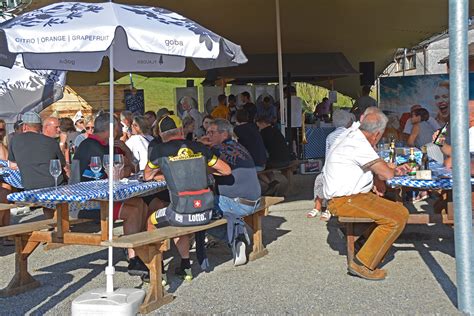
[408,147,418,177]
[388,139,396,164]
[421,145,429,170]
[433,122,448,146]
[68,140,75,163]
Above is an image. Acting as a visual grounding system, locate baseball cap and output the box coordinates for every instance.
[158,115,182,133]
[21,111,42,124]
[72,110,84,125]
[13,120,23,130]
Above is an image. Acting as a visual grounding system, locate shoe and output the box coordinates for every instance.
[348,259,386,281]
[320,210,331,221]
[175,266,193,281]
[128,257,149,277]
[306,209,321,218]
[233,234,247,266]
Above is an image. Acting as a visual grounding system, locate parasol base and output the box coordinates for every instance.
[72,288,145,316]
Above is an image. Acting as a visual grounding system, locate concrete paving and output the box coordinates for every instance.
[0,174,462,315]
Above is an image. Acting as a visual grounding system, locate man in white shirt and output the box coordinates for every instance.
[323,109,409,281]
[180,96,202,136]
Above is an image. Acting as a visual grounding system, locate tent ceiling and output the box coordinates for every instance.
[23,0,474,97]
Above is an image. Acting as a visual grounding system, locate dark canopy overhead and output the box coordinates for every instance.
[21,0,474,97]
[206,53,359,84]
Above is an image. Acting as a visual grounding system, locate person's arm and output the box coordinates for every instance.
[407,123,419,147]
[368,159,409,181]
[209,158,231,176]
[144,162,165,181]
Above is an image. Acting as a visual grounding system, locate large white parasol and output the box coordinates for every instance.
[0,1,247,309]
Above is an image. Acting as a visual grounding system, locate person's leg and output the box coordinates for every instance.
[329,193,409,270]
[308,173,324,218]
[119,198,147,258]
[0,187,10,226]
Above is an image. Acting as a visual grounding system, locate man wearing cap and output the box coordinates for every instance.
[144,114,231,279]
[73,110,85,133]
[8,111,67,218]
[7,120,23,145]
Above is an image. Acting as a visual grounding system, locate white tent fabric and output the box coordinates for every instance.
[0,13,66,123]
[0,2,247,71]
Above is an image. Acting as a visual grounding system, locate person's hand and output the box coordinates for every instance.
[387,162,397,169]
[394,163,410,176]
[198,136,212,146]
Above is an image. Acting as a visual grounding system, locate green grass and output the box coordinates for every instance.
[114,75,200,112]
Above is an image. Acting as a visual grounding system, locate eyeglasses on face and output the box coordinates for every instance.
[206,130,220,136]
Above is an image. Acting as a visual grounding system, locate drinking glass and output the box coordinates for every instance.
[113,154,125,183]
[103,154,110,177]
[90,156,102,182]
[49,159,61,191]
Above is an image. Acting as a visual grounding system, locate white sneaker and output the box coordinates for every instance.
[233,240,247,266]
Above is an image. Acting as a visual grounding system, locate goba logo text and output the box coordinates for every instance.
[165,39,184,46]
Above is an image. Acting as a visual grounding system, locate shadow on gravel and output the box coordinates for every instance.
[325,217,457,307]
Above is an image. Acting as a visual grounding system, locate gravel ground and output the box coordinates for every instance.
[0,174,461,315]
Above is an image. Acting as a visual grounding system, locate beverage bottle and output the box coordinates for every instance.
[433,122,448,146]
[408,147,418,176]
[388,139,396,164]
[421,145,429,170]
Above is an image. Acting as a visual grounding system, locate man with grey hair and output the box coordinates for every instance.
[322,111,409,281]
[180,96,202,136]
[204,118,262,266]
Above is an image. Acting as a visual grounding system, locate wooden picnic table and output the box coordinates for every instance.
[1,179,166,296]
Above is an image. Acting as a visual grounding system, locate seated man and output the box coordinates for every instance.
[8,111,67,219]
[234,110,267,171]
[74,112,149,277]
[323,109,409,281]
[205,118,262,266]
[145,115,230,278]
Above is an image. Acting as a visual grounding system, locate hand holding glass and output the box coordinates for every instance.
[49,159,61,190]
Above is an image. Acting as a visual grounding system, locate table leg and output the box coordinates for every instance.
[100,201,109,241]
[55,203,70,238]
[245,209,269,261]
[0,235,40,297]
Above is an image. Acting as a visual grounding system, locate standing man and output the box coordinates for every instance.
[241,91,257,122]
[180,96,203,136]
[351,85,377,121]
[204,118,262,266]
[283,86,303,157]
[145,115,230,278]
[322,109,409,281]
[42,117,61,139]
[211,94,230,120]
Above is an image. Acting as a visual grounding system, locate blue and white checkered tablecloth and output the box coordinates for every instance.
[7,179,167,204]
[387,162,473,190]
[0,167,23,189]
[0,160,8,167]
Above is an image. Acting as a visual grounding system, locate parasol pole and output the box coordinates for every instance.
[106,40,115,294]
[275,0,285,135]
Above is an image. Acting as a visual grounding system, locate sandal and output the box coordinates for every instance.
[320,210,332,221]
[307,209,321,218]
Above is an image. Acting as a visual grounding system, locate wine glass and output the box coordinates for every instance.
[49,159,62,191]
[113,154,124,183]
[90,156,102,182]
[103,154,110,177]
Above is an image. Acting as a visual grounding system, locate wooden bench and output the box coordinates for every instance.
[258,161,299,195]
[101,196,284,314]
[337,213,450,264]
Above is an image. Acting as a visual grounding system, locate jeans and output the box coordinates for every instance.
[329,192,409,270]
[209,195,260,246]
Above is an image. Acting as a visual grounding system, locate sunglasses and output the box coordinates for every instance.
[85,126,94,131]
[0,129,5,132]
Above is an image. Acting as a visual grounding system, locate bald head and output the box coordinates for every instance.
[43,117,60,138]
